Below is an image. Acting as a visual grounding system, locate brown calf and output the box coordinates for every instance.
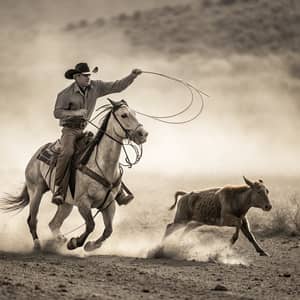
[164,176,272,256]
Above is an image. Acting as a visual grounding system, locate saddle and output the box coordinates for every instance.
[37,131,94,196]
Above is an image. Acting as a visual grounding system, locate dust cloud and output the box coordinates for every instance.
[0,1,299,260]
[148,227,248,265]
[1,32,299,177]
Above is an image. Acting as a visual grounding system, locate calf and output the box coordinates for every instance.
[164,176,272,256]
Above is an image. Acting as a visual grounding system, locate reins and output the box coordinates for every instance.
[86,116,143,168]
[62,71,208,237]
[86,119,123,145]
[62,105,140,237]
[63,210,101,236]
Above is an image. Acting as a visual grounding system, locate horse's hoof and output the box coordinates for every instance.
[33,239,41,251]
[67,238,78,250]
[84,241,102,252]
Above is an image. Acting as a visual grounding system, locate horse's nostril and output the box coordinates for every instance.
[265,205,272,211]
[138,130,148,137]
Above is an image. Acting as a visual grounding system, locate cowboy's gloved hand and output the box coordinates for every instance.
[131,68,142,77]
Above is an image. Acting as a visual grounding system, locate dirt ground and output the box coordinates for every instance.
[0,236,298,300]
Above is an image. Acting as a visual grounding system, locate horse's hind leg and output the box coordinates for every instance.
[24,147,49,250]
[49,203,73,243]
[84,201,116,252]
[27,183,45,250]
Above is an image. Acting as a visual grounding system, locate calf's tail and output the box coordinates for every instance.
[169,191,186,211]
[0,184,30,213]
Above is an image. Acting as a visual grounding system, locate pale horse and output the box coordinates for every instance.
[1,99,148,252]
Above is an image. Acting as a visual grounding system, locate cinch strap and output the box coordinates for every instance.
[78,165,122,189]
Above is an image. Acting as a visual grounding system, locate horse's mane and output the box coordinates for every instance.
[94,104,113,126]
[79,105,113,165]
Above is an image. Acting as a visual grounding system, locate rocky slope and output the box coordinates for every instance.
[64,0,300,58]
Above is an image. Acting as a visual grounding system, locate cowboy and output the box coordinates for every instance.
[53,62,142,205]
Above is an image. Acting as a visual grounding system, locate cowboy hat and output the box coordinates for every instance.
[64,62,98,79]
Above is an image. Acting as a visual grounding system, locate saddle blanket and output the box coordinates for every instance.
[37,131,94,196]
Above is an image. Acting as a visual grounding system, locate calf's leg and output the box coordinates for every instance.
[231,226,240,245]
[221,213,242,245]
[182,221,203,237]
[163,222,186,239]
[241,217,269,256]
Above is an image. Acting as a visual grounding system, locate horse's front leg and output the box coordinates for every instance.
[84,201,116,252]
[67,202,95,250]
[49,203,73,244]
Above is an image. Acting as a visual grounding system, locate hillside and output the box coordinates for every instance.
[0,0,186,29]
[64,0,300,58]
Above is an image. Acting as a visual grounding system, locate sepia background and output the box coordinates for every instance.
[0,0,299,260]
[0,1,300,299]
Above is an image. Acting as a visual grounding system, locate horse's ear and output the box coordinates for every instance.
[108,98,128,108]
[121,99,128,106]
[243,176,254,188]
[107,98,116,106]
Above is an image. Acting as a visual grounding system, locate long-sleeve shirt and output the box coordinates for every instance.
[54,73,137,127]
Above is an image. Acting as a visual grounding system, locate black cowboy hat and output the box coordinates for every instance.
[64,62,98,79]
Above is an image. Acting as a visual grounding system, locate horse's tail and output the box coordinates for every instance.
[0,184,30,213]
[169,191,187,211]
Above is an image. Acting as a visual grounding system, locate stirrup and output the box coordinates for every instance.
[115,191,134,206]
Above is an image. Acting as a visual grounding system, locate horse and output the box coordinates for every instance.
[1,99,148,252]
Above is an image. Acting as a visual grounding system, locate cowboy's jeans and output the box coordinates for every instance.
[54,127,83,198]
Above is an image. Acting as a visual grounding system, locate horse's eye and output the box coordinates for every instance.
[121,113,128,118]
[266,189,269,194]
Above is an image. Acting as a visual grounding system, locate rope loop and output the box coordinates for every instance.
[134,70,209,124]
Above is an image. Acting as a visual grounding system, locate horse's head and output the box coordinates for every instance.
[108,99,148,145]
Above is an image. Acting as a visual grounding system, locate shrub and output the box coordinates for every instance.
[219,0,236,5]
[78,19,88,28]
[250,192,300,236]
[95,18,105,27]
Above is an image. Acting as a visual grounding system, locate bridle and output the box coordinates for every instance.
[86,101,144,168]
[65,102,144,237]
[111,107,143,142]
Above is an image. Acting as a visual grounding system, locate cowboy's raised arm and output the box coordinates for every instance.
[53,92,86,120]
[95,69,142,97]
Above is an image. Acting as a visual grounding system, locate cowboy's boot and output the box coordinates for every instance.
[115,188,134,206]
[52,185,65,206]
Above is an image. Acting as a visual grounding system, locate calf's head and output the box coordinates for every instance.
[243,176,272,211]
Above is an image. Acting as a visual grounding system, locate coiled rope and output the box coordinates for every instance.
[61,70,209,237]
[134,70,209,124]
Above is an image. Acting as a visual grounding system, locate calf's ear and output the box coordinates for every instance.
[243,176,254,187]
